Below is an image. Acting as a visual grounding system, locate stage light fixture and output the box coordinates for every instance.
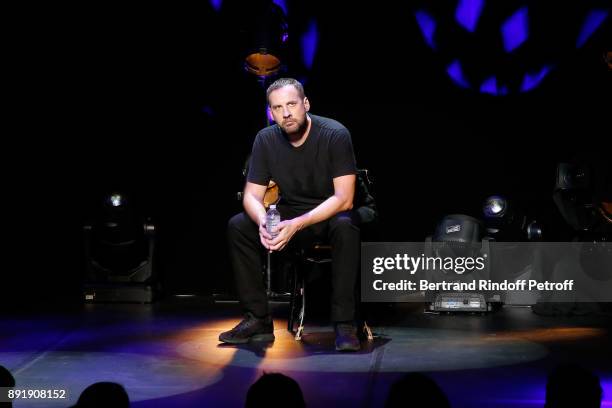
[110,193,123,207]
[427,214,495,313]
[433,214,485,246]
[83,191,158,303]
[483,195,531,240]
[484,196,507,218]
[526,221,543,241]
[243,2,288,77]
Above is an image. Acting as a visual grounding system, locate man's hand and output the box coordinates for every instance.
[267,218,304,252]
[258,221,273,250]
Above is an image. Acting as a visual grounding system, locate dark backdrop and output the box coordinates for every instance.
[6,1,610,304]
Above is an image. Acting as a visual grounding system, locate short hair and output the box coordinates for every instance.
[266,78,305,103]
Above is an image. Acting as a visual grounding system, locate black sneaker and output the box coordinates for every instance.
[219,312,275,344]
[334,322,361,352]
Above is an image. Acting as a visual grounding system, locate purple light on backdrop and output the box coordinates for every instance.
[480,76,497,95]
[298,76,309,89]
[273,0,288,16]
[455,0,485,33]
[446,60,470,89]
[576,9,609,48]
[520,65,552,92]
[267,106,275,123]
[480,77,509,96]
[415,10,437,49]
[501,7,529,53]
[209,0,222,12]
[301,20,319,70]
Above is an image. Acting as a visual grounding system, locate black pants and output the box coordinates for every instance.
[227,205,360,322]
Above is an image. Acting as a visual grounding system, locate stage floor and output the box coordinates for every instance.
[1,298,612,407]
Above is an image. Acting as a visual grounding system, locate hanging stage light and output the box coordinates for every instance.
[243,2,288,77]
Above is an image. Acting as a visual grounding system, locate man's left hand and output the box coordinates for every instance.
[267,218,303,252]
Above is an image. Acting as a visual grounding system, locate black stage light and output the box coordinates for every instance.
[554,158,612,237]
[483,195,544,241]
[482,195,529,240]
[553,163,598,232]
[526,221,543,241]
[109,193,123,207]
[83,191,157,303]
[433,214,485,259]
[426,214,497,313]
[483,195,507,219]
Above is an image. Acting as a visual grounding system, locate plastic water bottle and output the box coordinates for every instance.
[266,205,280,238]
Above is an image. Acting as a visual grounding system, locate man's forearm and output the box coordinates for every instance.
[243,193,267,226]
[294,195,352,230]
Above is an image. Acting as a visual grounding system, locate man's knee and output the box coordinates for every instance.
[329,211,360,235]
[227,212,256,238]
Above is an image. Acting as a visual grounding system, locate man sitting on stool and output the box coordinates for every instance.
[220,78,361,351]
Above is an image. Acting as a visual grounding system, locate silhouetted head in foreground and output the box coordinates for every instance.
[0,366,15,408]
[0,365,15,388]
[75,382,130,408]
[246,372,306,408]
[545,363,602,408]
[385,372,451,408]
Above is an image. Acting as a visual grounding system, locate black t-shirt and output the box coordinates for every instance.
[247,114,357,213]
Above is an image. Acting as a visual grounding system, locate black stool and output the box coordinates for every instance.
[287,243,373,341]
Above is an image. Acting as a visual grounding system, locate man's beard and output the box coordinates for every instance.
[282,117,307,136]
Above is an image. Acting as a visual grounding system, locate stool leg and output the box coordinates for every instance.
[363,321,374,341]
[295,274,305,341]
[288,264,298,333]
[266,251,272,297]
